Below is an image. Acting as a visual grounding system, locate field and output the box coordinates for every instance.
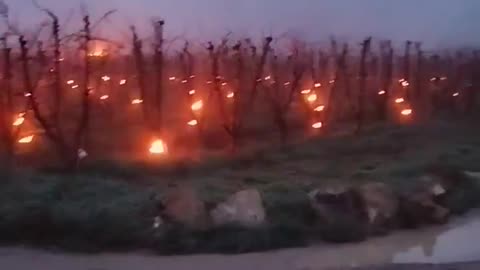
[0,1,480,256]
[1,119,479,254]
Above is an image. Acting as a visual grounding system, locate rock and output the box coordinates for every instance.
[422,165,470,198]
[309,185,365,224]
[161,186,209,230]
[309,185,369,242]
[397,166,480,227]
[210,189,266,227]
[443,170,480,214]
[354,182,399,234]
[310,182,399,237]
[398,189,450,228]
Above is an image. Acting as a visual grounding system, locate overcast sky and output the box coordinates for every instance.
[3,0,479,49]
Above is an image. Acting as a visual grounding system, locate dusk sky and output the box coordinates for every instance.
[3,0,480,49]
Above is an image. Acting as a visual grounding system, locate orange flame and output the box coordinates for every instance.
[13,116,25,127]
[312,122,323,129]
[314,105,325,112]
[395,98,405,104]
[187,119,198,126]
[88,51,105,57]
[131,99,143,105]
[78,149,88,159]
[18,135,34,144]
[307,93,317,103]
[401,109,413,116]
[149,139,168,155]
[191,100,204,111]
[301,89,312,95]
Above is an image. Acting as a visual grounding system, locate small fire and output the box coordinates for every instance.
[67,80,74,85]
[314,105,325,112]
[191,100,203,111]
[149,139,168,155]
[78,148,88,159]
[18,135,34,144]
[72,85,79,89]
[131,99,143,104]
[119,79,127,85]
[187,119,198,126]
[452,92,460,97]
[307,93,317,103]
[314,83,322,88]
[226,91,234,98]
[101,75,111,82]
[13,116,25,126]
[301,89,311,95]
[169,76,176,81]
[401,109,413,116]
[88,51,104,57]
[312,122,323,129]
[100,95,109,100]
[188,89,196,95]
[395,98,405,104]
[378,90,386,95]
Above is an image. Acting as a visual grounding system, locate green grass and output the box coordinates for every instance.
[0,122,480,254]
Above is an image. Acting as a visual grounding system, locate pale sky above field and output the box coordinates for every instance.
[2,0,480,48]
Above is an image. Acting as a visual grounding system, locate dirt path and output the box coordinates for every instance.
[1,211,480,270]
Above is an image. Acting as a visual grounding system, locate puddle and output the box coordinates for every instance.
[1,210,480,270]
